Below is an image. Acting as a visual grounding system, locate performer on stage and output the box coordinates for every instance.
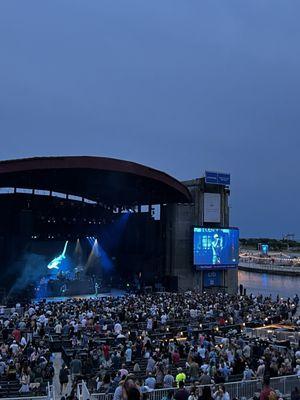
[60,284,67,296]
[95,282,99,296]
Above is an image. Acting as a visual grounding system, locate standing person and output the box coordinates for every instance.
[291,387,300,400]
[146,355,155,373]
[70,353,82,383]
[213,385,230,400]
[103,342,110,361]
[188,387,199,400]
[95,282,99,296]
[54,320,63,335]
[239,284,244,296]
[155,362,164,387]
[174,381,189,400]
[164,370,175,388]
[199,386,213,400]
[172,350,180,365]
[189,358,199,382]
[125,345,132,364]
[114,321,122,335]
[175,367,186,386]
[113,378,124,400]
[12,327,21,343]
[243,365,255,381]
[147,317,153,331]
[145,372,156,389]
[19,369,30,393]
[119,364,129,379]
[10,340,19,355]
[259,376,275,400]
[256,360,266,380]
[59,365,69,394]
[199,370,211,385]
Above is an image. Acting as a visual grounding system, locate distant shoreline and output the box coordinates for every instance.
[238,262,300,276]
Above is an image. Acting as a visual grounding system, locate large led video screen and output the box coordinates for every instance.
[193,227,239,268]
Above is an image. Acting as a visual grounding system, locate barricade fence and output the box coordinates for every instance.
[47,382,55,400]
[77,380,91,400]
[0,397,48,400]
[90,374,300,400]
[82,380,91,400]
[0,382,53,400]
[243,327,300,344]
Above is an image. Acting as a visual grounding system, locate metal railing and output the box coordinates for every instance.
[0,396,48,400]
[0,382,53,400]
[47,382,55,400]
[243,327,300,345]
[77,380,91,400]
[90,374,300,400]
[239,261,300,273]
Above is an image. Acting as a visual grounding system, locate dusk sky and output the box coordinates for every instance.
[0,1,299,239]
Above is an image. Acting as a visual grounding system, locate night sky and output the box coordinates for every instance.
[0,1,299,239]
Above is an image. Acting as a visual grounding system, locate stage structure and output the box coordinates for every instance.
[0,157,238,300]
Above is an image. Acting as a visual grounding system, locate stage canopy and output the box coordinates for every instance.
[0,156,191,206]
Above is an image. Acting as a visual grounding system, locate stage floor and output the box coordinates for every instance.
[39,288,125,303]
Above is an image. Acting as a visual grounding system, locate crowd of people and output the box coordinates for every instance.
[0,291,299,400]
[0,307,54,395]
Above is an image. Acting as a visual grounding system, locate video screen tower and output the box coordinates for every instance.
[163,172,238,293]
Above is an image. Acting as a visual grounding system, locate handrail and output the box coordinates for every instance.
[82,380,91,400]
[47,381,55,400]
[0,397,48,400]
[90,374,300,400]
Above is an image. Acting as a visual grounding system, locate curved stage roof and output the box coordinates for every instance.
[0,156,191,205]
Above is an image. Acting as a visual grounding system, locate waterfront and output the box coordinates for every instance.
[238,269,300,299]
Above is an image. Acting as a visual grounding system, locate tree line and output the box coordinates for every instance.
[240,238,300,251]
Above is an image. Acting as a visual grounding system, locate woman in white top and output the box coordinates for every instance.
[19,371,30,393]
[213,385,230,400]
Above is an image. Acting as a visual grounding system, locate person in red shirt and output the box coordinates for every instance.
[103,343,110,361]
[12,328,21,343]
[94,322,100,334]
[260,376,275,400]
[172,350,180,365]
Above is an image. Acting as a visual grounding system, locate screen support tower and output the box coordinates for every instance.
[162,176,238,294]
